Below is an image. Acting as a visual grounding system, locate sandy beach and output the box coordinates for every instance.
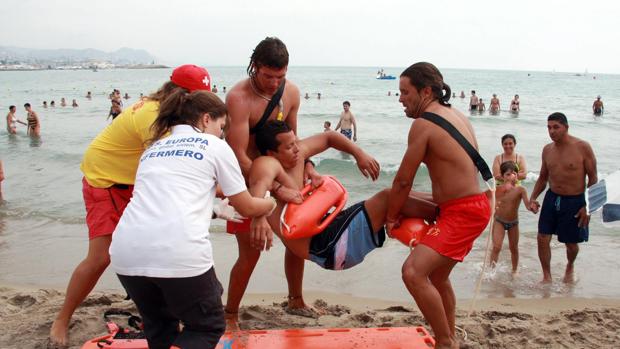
[1,285,619,349]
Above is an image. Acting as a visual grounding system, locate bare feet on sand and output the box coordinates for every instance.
[224,309,240,332]
[284,296,322,318]
[434,337,459,349]
[48,319,69,348]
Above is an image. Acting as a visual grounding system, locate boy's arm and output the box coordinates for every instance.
[249,157,295,198]
[246,157,292,251]
[520,186,530,211]
[300,131,379,180]
[351,113,357,141]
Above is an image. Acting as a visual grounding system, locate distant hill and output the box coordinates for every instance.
[0,46,157,65]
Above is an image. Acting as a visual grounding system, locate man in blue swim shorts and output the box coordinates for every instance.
[246,120,436,270]
[334,101,357,142]
[529,112,598,283]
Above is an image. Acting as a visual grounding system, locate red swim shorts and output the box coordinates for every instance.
[226,217,252,234]
[82,177,134,240]
[420,193,491,262]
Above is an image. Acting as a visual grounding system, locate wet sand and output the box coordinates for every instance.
[1,285,619,349]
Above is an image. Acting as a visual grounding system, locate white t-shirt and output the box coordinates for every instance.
[110,125,246,278]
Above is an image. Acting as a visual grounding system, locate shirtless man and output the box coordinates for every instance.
[469,90,479,111]
[387,62,491,349]
[225,37,320,323]
[246,121,426,272]
[592,96,604,116]
[6,105,27,134]
[528,112,597,283]
[334,101,357,141]
[489,94,500,114]
[24,103,40,137]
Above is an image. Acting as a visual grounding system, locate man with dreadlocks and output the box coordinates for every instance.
[387,62,491,349]
[224,37,319,326]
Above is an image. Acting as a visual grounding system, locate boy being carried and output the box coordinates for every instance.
[489,161,531,274]
[248,121,436,270]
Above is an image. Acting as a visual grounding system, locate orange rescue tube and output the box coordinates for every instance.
[391,218,431,248]
[281,175,347,239]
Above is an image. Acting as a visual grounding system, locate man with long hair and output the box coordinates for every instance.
[224,37,321,325]
[387,62,491,349]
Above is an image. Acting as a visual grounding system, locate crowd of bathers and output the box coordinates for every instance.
[1,37,602,349]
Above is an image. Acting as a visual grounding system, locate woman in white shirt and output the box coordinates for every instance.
[109,90,276,349]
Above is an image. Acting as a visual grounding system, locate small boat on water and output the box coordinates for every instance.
[376,68,396,80]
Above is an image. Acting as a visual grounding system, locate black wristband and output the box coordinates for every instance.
[304,159,315,167]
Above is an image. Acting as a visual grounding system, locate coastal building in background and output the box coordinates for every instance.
[0,46,167,71]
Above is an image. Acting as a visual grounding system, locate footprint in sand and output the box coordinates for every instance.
[8,294,36,308]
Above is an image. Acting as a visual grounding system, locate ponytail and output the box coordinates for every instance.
[439,82,451,107]
[401,62,451,107]
[149,90,226,144]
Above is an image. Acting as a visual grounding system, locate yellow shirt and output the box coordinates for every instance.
[81,100,159,188]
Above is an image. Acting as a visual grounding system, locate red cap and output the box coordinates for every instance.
[170,64,211,92]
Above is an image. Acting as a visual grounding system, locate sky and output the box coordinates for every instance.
[2,0,619,74]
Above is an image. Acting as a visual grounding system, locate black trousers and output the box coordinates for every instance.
[117,267,225,349]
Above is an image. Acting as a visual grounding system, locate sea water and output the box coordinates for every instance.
[1,67,619,301]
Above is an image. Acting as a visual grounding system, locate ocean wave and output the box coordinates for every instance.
[315,157,426,176]
[0,205,84,225]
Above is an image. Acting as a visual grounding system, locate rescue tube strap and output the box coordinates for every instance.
[250,80,286,135]
[420,112,493,181]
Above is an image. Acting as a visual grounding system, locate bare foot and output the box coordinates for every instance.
[224,309,240,332]
[49,319,69,348]
[541,274,552,284]
[285,306,321,319]
[286,295,307,309]
[434,337,459,349]
[563,264,575,284]
[285,296,322,318]
[511,270,519,279]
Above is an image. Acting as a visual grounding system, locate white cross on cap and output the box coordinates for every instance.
[203,76,210,86]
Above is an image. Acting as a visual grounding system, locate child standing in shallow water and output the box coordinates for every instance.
[490,161,530,274]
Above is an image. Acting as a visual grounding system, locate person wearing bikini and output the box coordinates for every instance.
[492,134,528,184]
[6,105,27,134]
[510,94,520,112]
[489,94,500,114]
[24,103,40,137]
